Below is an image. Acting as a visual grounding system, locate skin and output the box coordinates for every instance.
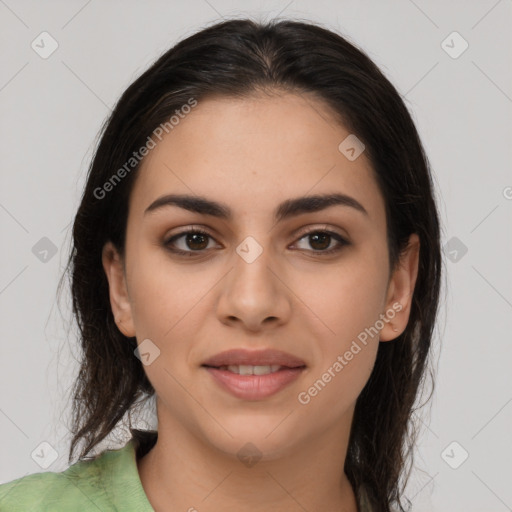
[102,92,419,512]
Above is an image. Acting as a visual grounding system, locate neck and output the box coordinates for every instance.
[136,408,358,512]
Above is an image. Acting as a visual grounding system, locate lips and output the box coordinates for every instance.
[201,348,306,369]
[201,349,307,400]
[204,366,305,400]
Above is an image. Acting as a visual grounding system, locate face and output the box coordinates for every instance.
[102,92,419,460]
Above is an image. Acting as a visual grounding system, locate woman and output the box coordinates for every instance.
[0,17,442,512]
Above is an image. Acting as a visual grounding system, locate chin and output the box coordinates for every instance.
[201,418,303,463]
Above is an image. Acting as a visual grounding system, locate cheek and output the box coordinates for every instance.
[293,251,388,343]
[297,345,377,424]
[125,255,210,401]
[292,252,386,410]
[126,250,201,342]
[296,268,382,416]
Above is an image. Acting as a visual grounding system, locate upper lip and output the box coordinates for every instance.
[202,349,306,368]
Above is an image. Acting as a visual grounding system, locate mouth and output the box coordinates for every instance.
[200,349,307,400]
[201,363,305,375]
[201,348,307,369]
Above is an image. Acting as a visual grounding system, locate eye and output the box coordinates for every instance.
[163,226,349,257]
[164,228,218,256]
[292,227,349,255]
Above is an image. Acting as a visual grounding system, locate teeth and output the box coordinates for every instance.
[224,364,282,375]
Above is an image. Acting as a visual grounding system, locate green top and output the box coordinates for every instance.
[0,431,376,511]
[0,436,154,511]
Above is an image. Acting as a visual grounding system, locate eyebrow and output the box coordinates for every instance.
[144,192,369,222]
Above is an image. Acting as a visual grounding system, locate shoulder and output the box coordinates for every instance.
[0,444,129,511]
[0,470,85,511]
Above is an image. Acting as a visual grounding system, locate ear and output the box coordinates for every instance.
[101,241,136,338]
[379,233,420,341]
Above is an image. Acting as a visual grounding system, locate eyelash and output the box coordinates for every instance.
[163,226,349,257]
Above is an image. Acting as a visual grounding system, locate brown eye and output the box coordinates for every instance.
[183,232,209,250]
[164,228,217,255]
[293,229,349,255]
[308,232,331,250]
[163,227,349,257]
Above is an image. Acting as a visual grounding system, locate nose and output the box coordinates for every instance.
[215,237,293,332]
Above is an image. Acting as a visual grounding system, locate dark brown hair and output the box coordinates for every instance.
[60,17,443,512]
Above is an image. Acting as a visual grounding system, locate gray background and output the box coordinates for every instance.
[1,1,511,510]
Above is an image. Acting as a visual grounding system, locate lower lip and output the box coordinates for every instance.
[203,366,305,400]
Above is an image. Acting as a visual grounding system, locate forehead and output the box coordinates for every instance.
[130,92,386,227]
